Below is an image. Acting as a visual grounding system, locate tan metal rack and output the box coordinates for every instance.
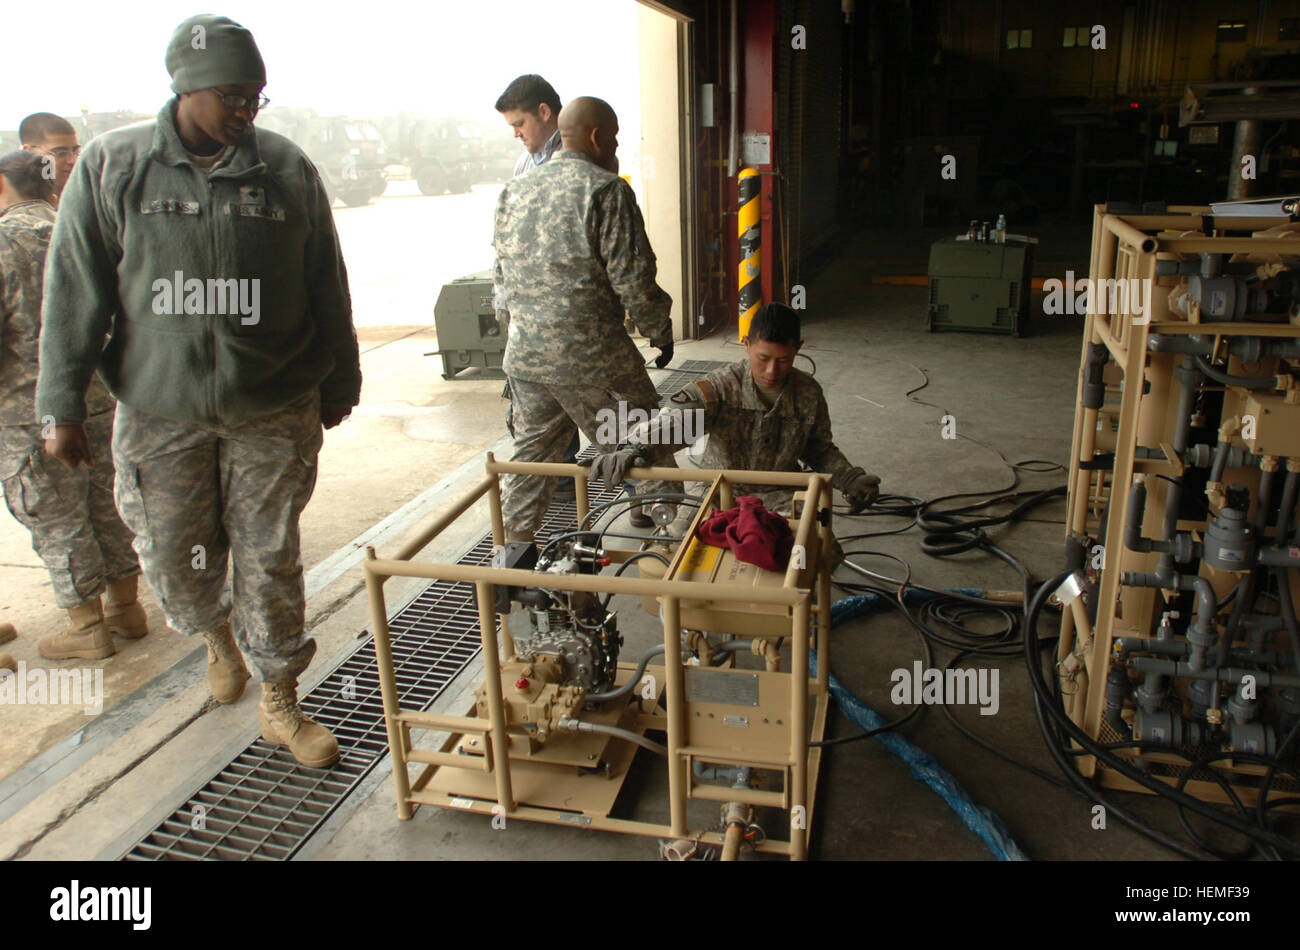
[364,456,834,858]
[1061,204,1300,804]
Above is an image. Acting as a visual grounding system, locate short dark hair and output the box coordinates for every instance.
[495,75,561,115]
[747,303,802,346]
[19,113,76,145]
[0,150,57,204]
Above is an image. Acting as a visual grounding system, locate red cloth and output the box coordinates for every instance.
[695,495,793,572]
[696,505,739,546]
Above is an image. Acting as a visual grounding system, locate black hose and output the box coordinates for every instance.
[1279,470,1299,543]
[584,643,666,705]
[598,550,671,611]
[810,591,935,747]
[1195,355,1277,390]
[1275,566,1300,677]
[1027,652,1215,861]
[1024,572,1300,857]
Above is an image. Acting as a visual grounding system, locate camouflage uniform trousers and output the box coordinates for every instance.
[0,408,140,608]
[502,371,679,538]
[112,390,323,683]
[504,382,582,481]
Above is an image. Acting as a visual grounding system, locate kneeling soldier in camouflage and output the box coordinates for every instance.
[590,303,880,514]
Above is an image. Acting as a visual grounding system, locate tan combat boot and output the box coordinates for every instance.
[103,576,150,639]
[259,681,340,768]
[39,597,115,660]
[1,622,17,673]
[203,622,250,703]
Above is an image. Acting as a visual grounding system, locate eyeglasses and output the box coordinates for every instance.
[210,90,270,113]
[43,146,81,159]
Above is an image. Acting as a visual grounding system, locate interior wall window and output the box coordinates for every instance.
[1006,28,1033,49]
[1062,25,1090,47]
[1216,20,1247,42]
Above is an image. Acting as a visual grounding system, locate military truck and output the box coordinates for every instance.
[255,107,387,207]
[76,110,152,141]
[1,111,150,152]
[377,115,488,195]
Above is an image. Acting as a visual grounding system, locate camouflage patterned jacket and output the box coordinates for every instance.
[669,360,858,490]
[0,200,113,427]
[493,150,672,385]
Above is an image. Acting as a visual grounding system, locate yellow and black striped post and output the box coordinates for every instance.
[738,168,761,341]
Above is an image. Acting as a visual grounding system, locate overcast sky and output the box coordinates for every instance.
[2,0,642,135]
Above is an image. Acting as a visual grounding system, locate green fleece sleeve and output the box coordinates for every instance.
[36,145,120,425]
[304,163,361,407]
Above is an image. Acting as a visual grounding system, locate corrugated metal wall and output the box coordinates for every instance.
[777,0,844,288]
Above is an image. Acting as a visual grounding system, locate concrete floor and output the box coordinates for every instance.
[0,221,1206,861]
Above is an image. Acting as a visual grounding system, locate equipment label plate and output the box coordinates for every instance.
[685,668,759,706]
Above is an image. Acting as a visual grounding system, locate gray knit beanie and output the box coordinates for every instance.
[165,15,266,94]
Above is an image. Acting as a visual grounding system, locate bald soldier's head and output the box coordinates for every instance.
[558,97,619,173]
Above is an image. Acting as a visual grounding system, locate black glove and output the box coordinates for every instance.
[653,341,674,369]
[589,447,644,490]
[843,470,881,512]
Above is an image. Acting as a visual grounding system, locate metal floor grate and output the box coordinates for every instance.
[125,361,729,861]
[655,359,733,397]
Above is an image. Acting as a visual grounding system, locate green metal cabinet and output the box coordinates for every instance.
[432,269,505,379]
[927,238,1033,336]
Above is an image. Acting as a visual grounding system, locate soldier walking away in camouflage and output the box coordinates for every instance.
[494,74,581,500]
[0,150,146,662]
[37,16,362,769]
[494,96,676,542]
[590,303,881,514]
[19,113,81,203]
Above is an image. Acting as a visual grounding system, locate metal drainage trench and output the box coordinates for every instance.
[125,360,728,860]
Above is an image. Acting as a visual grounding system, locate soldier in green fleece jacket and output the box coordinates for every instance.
[36,15,362,769]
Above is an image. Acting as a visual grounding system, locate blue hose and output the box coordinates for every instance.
[815,589,1029,861]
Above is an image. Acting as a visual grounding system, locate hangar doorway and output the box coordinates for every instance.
[637,1,700,340]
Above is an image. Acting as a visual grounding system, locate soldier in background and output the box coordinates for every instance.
[0,150,146,662]
[496,74,562,178]
[494,74,581,501]
[37,16,361,768]
[590,303,881,515]
[493,97,675,542]
[19,113,81,202]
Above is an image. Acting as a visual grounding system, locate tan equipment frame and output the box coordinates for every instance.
[363,456,834,859]
[1061,204,1300,804]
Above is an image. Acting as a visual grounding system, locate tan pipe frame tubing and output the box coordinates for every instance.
[363,454,833,859]
[1062,206,1300,796]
